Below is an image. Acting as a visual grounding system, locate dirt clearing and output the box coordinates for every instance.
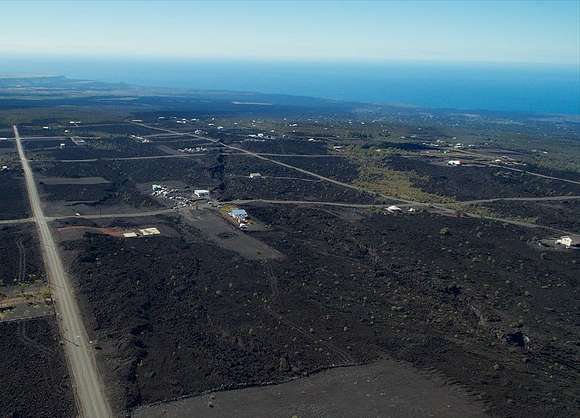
[133,359,488,418]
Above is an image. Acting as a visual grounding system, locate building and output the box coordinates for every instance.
[387,205,402,213]
[249,172,262,179]
[228,208,248,224]
[194,189,210,199]
[555,235,580,249]
[140,227,161,236]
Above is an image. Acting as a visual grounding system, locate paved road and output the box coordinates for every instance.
[14,126,112,418]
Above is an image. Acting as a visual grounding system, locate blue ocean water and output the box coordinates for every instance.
[3,57,579,114]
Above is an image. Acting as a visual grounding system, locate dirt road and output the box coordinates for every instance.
[47,208,177,221]
[224,199,388,208]
[487,164,580,186]
[0,217,33,225]
[14,126,112,418]
[456,195,580,205]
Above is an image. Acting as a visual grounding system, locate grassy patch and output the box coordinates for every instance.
[343,146,454,203]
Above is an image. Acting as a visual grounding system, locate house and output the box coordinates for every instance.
[555,235,580,249]
[194,189,210,199]
[447,160,462,166]
[228,208,248,223]
[387,205,402,213]
[249,172,262,179]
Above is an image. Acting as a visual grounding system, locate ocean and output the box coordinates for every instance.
[3,57,579,115]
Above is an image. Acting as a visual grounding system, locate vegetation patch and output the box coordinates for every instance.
[344,146,453,203]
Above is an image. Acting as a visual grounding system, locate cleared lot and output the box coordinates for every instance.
[134,359,488,418]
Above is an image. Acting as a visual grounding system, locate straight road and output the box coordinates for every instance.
[487,164,580,186]
[14,126,112,418]
[0,217,34,225]
[28,152,341,164]
[456,195,580,205]
[223,199,389,208]
[47,208,177,221]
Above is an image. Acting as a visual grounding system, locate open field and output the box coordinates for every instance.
[0,224,45,286]
[384,156,580,201]
[56,203,579,417]
[0,168,30,219]
[0,317,77,418]
[135,359,488,418]
[0,224,50,322]
[473,199,580,232]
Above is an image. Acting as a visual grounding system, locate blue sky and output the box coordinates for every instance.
[1,0,578,65]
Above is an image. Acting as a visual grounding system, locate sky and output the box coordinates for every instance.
[1,0,579,65]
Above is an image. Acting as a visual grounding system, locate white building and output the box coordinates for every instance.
[556,235,580,249]
[194,189,210,199]
[387,205,402,213]
[140,227,161,236]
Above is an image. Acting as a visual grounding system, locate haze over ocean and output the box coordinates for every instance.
[3,57,579,115]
